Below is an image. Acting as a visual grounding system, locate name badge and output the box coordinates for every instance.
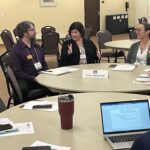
[80,54,86,59]
[34,62,42,70]
[27,55,33,60]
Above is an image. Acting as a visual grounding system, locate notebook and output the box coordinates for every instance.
[100,100,150,149]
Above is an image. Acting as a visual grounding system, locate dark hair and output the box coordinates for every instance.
[15,21,35,39]
[68,22,85,38]
[141,22,150,39]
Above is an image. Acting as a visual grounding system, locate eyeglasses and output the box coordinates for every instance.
[28,28,36,32]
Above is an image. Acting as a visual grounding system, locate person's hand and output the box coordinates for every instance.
[34,77,37,82]
[67,44,72,55]
[96,50,101,60]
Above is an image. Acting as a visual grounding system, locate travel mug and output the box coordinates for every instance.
[58,95,74,129]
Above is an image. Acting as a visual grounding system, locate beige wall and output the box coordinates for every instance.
[0,0,84,35]
[100,0,135,30]
[0,0,135,39]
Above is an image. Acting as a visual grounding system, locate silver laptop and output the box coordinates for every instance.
[100,100,150,149]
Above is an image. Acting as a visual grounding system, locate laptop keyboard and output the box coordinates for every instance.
[109,133,143,143]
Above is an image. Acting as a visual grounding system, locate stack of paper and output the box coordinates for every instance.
[22,100,58,111]
[31,141,71,150]
[133,73,150,84]
[40,67,79,76]
[82,70,109,78]
[112,64,136,71]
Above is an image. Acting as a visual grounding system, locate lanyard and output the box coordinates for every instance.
[25,47,40,64]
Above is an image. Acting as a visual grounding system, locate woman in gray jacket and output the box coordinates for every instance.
[127,23,150,65]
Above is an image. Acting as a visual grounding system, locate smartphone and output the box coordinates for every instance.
[32,104,52,109]
[22,146,51,150]
[0,124,12,131]
[108,64,117,68]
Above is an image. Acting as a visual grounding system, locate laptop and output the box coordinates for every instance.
[100,99,150,149]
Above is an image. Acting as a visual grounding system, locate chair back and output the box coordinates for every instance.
[0,29,15,51]
[138,17,147,24]
[0,98,6,112]
[6,66,23,105]
[129,30,137,39]
[0,51,10,77]
[41,26,56,34]
[42,31,60,54]
[84,27,92,40]
[96,30,112,49]
[13,28,20,42]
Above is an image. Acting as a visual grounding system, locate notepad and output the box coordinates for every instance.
[112,64,136,71]
[40,67,79,76]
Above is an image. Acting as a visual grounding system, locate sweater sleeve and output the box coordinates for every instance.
[10,50,35,82]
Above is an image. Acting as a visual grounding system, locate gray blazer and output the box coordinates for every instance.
[126,41,150,64]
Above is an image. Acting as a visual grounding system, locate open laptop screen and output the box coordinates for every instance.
[100,100,150,134]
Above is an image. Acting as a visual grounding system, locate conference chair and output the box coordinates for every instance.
[0,98,6,112]
[5,65,50,106]
[138,17,148,24]
[41,31,60,66]
[0,52,49,107]
[41,26,56,34]
[0,51,13,108]
[96,30,126,63]
[129,30,137,39]
[0,29,15,51]
[84,27,93,40]
[13,28,20,42]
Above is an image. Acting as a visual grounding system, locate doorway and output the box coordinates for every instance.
[84,0,100,35]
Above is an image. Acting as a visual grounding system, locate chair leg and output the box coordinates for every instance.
[114,49,118,63]
[124,53,126,62]
[7,96,12,108]
[108,57,110,63]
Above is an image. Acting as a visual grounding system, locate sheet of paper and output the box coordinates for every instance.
[112,64,136,71]
[40,67,79,76]
[31,141,71,150]
[82,70,108,78]
[0,122,34,137]
[133,73,150,84]
[22,101,58,111]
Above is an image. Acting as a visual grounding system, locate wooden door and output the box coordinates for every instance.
[84,0,100,35]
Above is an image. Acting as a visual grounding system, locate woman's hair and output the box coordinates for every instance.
[141,22,150,39]
[15,21,35,39]
[68,22,85,38]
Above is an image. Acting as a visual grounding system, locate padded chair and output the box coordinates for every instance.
[96,30,126,63]
[0,29,15,51]
[129,30,137,39]
[0,51,13,108]
[5,66,49,106]
[41,26,56,34]
[41,31,60,66]
[0,52,49,107]
[84,27,93,40]
[0,98,6,112]
[13,28,20,42]
[138,17,148,24]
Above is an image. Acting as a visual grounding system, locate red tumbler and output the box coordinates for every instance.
[58,95,74,129]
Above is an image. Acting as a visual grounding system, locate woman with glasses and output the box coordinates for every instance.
[60,22,100,66]
[126,22,150,65]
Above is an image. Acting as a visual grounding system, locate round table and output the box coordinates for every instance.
[0,92,149,150]
[37,63,150,93]
[104,39,139,50]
